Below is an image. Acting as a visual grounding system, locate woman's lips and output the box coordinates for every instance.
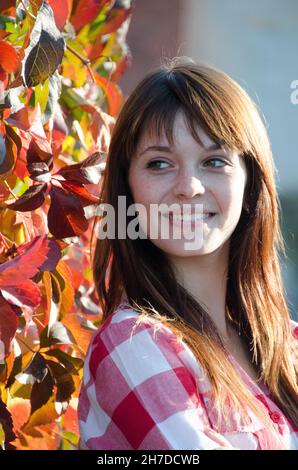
[162,212,216,230]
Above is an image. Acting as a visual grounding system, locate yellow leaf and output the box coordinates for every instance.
[21,397,59,434]
[0,423,5,448]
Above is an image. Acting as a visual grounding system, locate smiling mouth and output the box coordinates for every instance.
[162,212,216,224]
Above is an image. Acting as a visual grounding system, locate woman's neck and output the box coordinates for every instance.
[169,240,231,340]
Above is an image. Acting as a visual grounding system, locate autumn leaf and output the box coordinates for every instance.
[1,280,41,310]
[21,398,59,434]
[15,352,47,385]
[94,72,123,116]
[29,0,71,31]
[70,0,111,33]
[60,180,99,206]
[0,235,61,328]
[78,104,115,153]
[46,360,75,403]
[0,295,18,356]
[55,151,105,185]
[22,2,66,87]
[0,0,131,448]
[5,183,48,211]
[0,125,22,178]
[52,260,75,315]
[0,398,16,449]
[30,368,54,414]
[40,321,76,348]
[0,1,16,15]
[45,349,83,376]
[0,235,61,285]
[48,0,72,31]
[0,40,19,73]
[28,0,43,16]
[42,71,62,123]
[48,186,89,238]
[8,106,53,160]
[99,0,133,36]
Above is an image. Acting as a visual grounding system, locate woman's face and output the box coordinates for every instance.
[128,111,247,258]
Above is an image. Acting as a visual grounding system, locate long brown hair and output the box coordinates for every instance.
[92,57,298,431]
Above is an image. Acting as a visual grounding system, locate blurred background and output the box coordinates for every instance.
[120,0,298,320]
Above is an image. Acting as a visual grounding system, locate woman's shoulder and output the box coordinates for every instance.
[89,302,187,359]
[83,302,203,390]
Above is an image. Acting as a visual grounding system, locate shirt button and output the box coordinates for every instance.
[270,411,282,423]
[257,395,268,405]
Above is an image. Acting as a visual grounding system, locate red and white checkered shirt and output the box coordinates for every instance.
[78,303,298,450]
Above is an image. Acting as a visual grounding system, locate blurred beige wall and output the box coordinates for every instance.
[119,0,181,96]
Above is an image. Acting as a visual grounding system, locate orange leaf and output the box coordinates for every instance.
[53,260,75,316]
[7,397,30,434]
[94,72,123,116]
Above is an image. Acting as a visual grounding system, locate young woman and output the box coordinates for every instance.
[78,57,298,450]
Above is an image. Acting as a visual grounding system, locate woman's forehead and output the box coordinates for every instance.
[136,111,219,153]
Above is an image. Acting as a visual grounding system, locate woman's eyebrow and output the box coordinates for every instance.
[138,142,222,157]
[139,145,173,156]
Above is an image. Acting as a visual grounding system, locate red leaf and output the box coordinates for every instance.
[0,235,49,285]
[6,183,47,212]
[7,107,30,131]
[48,0,72,30]
[8,106,53,156]
[0,40,18,73]
[60,180,99,206]
[11,236,61,274]
[0,180,10,200]
[1,280,41,309]
[38,238,62,272]
[48,187,89,239]
[0,1,15,14]
[0,295,18,356]
[70,0,111,32]
[55,152,104,185]
[26,138,53,168]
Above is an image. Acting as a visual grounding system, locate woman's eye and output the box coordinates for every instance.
[146,160,171,170]
[204,157,227,168]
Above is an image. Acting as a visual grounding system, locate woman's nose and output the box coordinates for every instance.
[173,170,206,199]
